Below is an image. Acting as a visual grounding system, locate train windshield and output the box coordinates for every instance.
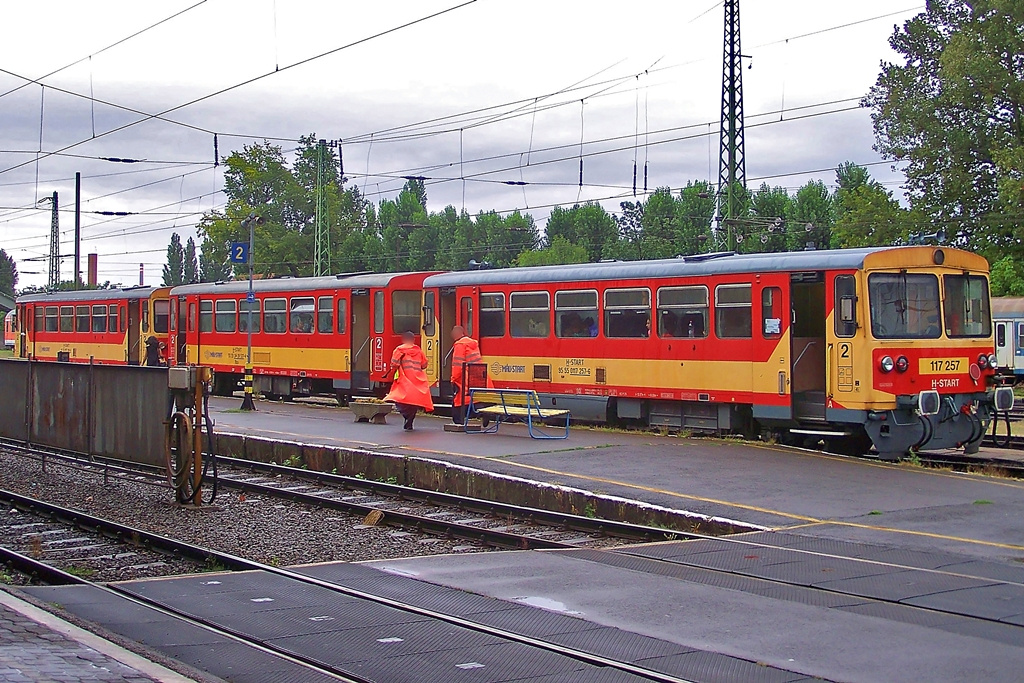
[943,274,991,338]
[868,273,941,339]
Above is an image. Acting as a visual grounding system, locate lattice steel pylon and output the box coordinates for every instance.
[313,139,334,277]
[717,0,747,252]
[45,191,60,289]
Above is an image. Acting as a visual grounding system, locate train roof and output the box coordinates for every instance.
[993,297,1024,319]
[17,286,157,304]
[422,246,982,288]
[168,271,432,297]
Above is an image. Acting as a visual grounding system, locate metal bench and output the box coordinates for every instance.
[464,388,570,439]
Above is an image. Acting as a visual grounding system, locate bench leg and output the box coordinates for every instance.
[525,413,570,439]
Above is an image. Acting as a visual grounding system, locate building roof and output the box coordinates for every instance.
[0,292,13,312]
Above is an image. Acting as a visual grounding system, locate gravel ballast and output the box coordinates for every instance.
[0,449,492,570]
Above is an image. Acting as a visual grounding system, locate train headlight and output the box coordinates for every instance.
[895,355,909,373]
[880,356,895,373]
[988,353,998,369]
[977,353,989,369]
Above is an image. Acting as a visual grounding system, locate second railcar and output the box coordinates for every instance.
[992,297,1024,381]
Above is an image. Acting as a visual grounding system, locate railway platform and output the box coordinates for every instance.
[209,397,1024,563]
[0,589,195,683]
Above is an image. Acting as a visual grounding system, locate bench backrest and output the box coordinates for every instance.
[471,389,540,409]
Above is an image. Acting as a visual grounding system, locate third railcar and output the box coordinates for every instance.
[422,246,1011,459]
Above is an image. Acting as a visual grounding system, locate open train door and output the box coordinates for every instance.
[127,299,142,365]
[789,271,827,424]
[18,305,29,358]
[432,287,458,402]
[350,289,371,391]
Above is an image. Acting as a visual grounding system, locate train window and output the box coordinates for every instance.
[423,291,436,337]
[658,286,707,338]
[605,288,650,339]
[239,300,261,333]
[290,298,315,334]
[199,300,213,333]
[120,306,127,333]
[479,293,505,338]
[75,306,90,333]
[997,324,1006,348]
[555,290,598,338]
[215,300,237,333]
[761,287,782,339]
[170,298,176,332]
[108,305,118,334]
[510,292,549,338]
[153,300,169,334]
[373,291,385,334]
[1018,323,1024,351]
[264,299,286,333]
[943,275,991,338]
[461,297,474,337]
[868,273,940,339]
[142,305,149,334]
[91,305,107,333]
[317,297,333,334]
[44,306,57,332]
[392,291,420,335]
[60,306,74,332]
[337,298,347,335]
[834,275,857,338]
[188,303,195,333]
[715,284,752,339]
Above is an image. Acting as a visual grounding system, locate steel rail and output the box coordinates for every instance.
[0,487,693,682]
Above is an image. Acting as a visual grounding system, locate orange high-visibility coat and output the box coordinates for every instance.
[384,343,433,411]
[450,336,491,406]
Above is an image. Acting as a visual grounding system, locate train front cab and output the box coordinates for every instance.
[823,248,1009,459]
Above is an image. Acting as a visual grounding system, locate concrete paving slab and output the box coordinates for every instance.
[364,549,1024,683]
[210,397,1024,563]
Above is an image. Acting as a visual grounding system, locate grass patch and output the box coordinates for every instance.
[64,566,95,579]
[868,510,883,516]
[973,499,993,505]
[0,349,13,358]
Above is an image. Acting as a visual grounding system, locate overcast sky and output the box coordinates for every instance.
[0,0,924,289]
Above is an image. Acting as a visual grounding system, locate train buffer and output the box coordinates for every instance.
[464,388,570,439]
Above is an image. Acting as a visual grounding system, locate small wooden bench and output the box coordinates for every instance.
[464,388,570,439]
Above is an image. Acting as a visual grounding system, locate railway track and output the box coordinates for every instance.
[1,440,694,553]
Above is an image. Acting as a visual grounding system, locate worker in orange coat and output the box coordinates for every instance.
[450,325,491,425]
[384,331,433,430]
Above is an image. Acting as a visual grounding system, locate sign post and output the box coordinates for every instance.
[238,218,261,410]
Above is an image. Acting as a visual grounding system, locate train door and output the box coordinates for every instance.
[422,290,439,386]
[995,321,1012,373]
[127,299,142,364]
[436,288,458,401]
[789,272,826,422]
[754,282,791,420]
[18,305,29,358]
[350,289,371,391]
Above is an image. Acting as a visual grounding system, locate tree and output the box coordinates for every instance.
[516,236,588,267]
[748,183,793,253]
[989,255,1024,297]
[0,248,18,296]
[865,1,1024,259]
[183,237,199,284]
[545,203,617,262]
[162,233,184,286]
[786,180,833,250]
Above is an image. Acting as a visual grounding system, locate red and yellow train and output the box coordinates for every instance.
[14,245,1012,459]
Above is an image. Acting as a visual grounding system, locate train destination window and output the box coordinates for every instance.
[215,300,237,333]
[374,291,385,334]
[153,300,170,334]
[318,297,333,334]
[238,300,261,333]
[868,273,940,339]
[290,297,315,334]
[943,274,991,338]
[715,284,752,339]
[479,293,505,338]
[337,298,347,335]
[199,300,213,333]
[658,286,707,338]
[761,287,782,339]
[392,291,420,335]
[44,306,57,332]
[605,288,650,339]
[264,298,286,333]
[510,292,549,338]
[92,305,107,333]
[60,306,74,333]
[76,306,90,333]
[834,274,857,338]
[555,290,598,338]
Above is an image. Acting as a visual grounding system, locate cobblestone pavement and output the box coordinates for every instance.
[0,604,158,683]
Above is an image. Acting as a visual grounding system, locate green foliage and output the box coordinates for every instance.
[162,233,184,286]
[989,256,1024,296]
[517,236,588,267]
[183,238,199,284]
[545,203,617,262]
[832,164,918,248]
[787,180,833,250]
[865,1,1024,259]
[0,248,19,296]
